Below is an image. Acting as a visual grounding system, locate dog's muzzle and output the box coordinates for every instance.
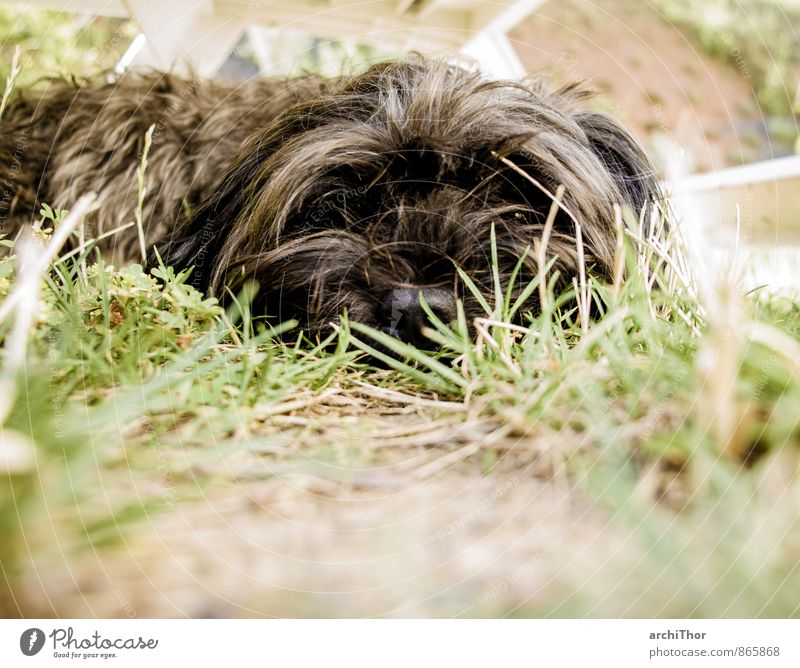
[379,287,457,346]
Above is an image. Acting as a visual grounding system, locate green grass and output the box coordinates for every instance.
[0,9,136,88]
[1,190,799,617]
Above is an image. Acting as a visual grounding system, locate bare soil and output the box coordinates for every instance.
[11,389,681,618]
[511,0,775,173]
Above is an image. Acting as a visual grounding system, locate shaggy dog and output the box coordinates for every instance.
[0,57,660,343]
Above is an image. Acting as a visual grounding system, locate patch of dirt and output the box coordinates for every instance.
[510,0,777,173]
[8,392,690,618]
[13,458,668,618]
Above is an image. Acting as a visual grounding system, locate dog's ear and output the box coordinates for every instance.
[575,111,661,217]
[150,104,328,295]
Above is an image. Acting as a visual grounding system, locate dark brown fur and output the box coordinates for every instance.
[1,57,661,341]
[1,71,324,260]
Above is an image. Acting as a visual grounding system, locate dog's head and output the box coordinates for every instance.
[157,58,660,343]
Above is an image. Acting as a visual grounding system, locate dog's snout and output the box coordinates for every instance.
[380,287,456,346]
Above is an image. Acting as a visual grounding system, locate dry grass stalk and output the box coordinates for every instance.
[537,184,564,313]
[135,125,155,263]
[573,220,591,336]
[350,381,465,410]
[55,221,136,264]
[474,320,521,375]
[0,46,20,120]
[612,203,626,300]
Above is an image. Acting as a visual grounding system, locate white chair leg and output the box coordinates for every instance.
[126,0,244,78]
[460,31,526,80]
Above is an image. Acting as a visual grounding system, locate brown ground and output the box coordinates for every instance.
[511,0,772,173]
[10,387,689,618]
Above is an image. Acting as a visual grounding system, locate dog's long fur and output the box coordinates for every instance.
[1,57,660,339]
[0,71,324,260]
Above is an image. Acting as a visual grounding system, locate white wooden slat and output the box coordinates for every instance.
[460,1,545,77]
[678,155,800,245]
[15,0,128,17]
[469,0,548,34]
[126,0,245,77]
[460,31,525,79]
[9,0,547,76]
[212,0,470,51]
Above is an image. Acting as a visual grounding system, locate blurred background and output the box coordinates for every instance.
[2,0,798,175]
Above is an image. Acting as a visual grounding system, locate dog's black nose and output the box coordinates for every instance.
[379,287,456,346]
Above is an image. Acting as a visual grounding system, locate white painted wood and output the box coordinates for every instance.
[460,31,525,79]
[19,0,128,17]
[125,0,245,78]
[246,24,274,75]
[459,1,546,77]
[114,32,147,74]
[213,0,470,52]
[469,0,548,34]
[16,0,546,67]
[677,155,800,245]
